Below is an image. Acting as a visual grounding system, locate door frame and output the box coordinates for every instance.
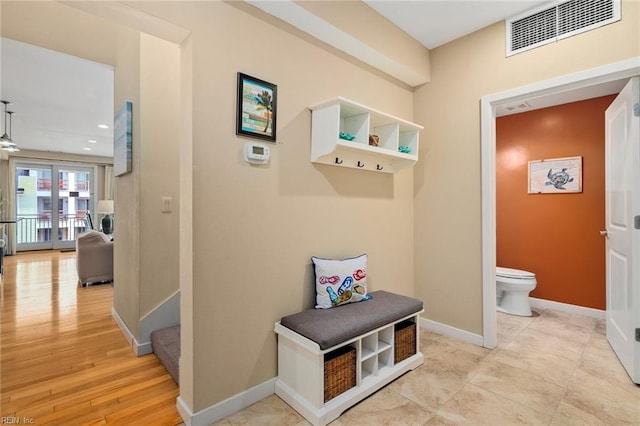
[480,57,640,348]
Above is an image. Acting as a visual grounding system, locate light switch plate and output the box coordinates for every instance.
[161,196,172,213]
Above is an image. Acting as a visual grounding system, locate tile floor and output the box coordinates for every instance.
[214,308,640,425]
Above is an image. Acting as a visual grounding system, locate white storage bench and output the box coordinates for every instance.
[274,291,424,426]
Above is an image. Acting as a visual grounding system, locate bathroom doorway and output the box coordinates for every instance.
[495,95,614,314]
[480,58,640,349]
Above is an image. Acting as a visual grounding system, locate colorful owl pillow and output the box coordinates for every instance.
[312,254,371,309]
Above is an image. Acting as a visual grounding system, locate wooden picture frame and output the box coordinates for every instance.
[528,156,582,193]
[236,73,277,142]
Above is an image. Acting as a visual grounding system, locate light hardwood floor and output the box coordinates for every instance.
[0,250,182,425]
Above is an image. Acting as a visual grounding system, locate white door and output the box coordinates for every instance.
[604,76,640,384]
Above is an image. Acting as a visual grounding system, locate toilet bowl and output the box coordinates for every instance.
[496,267,537,316]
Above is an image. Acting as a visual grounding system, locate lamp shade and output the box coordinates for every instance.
[97,199,114,214]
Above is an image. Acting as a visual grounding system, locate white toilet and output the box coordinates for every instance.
[496,267,537,316]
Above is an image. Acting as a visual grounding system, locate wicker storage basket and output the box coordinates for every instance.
[394,320,416,364]
[324,345,356,402]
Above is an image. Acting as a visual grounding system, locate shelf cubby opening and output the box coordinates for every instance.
[379,326,393,347]
[371,123,399,152]
[378,348,393,370]
[362,333,378,358]
[399,130,418,156]
[340,112,369,145]
[362,356,377,380]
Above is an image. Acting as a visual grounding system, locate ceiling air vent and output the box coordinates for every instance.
[506,0,620,56]
[510,6,557,52]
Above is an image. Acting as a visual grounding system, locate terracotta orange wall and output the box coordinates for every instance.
[496,95,616,310]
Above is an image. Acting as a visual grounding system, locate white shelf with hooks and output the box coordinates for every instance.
[310,97,423,173]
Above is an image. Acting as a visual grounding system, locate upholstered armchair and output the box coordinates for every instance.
[76,230,113,286]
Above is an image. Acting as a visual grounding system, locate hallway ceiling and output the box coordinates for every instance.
[0,1,625,157]
[1,37,114,158]
[365,0,548,49]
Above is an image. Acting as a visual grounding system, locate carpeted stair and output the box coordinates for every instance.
[150,325,180,385]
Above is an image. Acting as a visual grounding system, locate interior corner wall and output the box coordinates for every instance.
[113,28,142,338]
[139,33,180,318]
[131,1,416,413]
[178,33,194,411]
[496,96,615,311]
[114,31,181,340]
[413,0,640,334]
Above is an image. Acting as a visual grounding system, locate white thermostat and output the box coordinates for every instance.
[243,142,270,164]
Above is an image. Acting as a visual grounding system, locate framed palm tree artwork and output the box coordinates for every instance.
[236,73,277,142]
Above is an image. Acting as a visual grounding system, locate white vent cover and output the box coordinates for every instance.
[506,0,620,56]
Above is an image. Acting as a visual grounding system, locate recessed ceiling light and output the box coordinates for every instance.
[98,124,109,129]
[88,140,97,143]
[83,147,92,151]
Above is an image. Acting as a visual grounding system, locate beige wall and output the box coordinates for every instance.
[133,1,419,411]
[139,33,181,316]
[413,1,640,334]
[113,27,142,336]
[113,31,181,336]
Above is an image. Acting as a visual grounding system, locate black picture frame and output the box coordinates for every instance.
[236,73,277,142]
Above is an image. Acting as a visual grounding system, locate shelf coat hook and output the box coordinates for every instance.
[335,157,343,165]
[376,164,384,171]
[357,161,365,168]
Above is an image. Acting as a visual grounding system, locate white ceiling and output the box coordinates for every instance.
[365,0,549,49]
[1,37,114,157]
[0,1,625,156]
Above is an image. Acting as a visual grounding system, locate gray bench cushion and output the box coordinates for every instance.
[280,290,423,350]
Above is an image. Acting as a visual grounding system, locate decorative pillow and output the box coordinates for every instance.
[311,254,371,309]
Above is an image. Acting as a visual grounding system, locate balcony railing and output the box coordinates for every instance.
[36,179,89,191]
[16,213,92,244]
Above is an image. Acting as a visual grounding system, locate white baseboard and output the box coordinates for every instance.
[419,317,484,347]
[529,297,606,319]
[112,307,134,347]
[176,378,276,426]
[111,307,153,356]
[136,341,153,355]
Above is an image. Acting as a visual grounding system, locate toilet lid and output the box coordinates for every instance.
[496,267,535,279]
